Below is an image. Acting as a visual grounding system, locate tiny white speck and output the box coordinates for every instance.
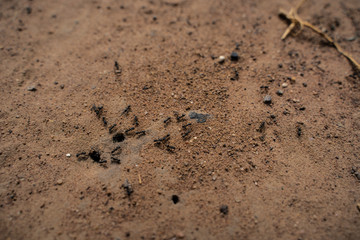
[66,153,71,157]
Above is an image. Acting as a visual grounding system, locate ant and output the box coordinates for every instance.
[109,124,117,134]
[125,127,135,134]
[133,115,139,126]
[135,131,146,137]
[114,61,122,75]
[122,105,131,116]
[163,117,171,126]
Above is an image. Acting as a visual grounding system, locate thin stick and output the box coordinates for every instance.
[280,0,360,71]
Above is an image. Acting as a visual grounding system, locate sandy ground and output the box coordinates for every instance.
[0,0,360,239]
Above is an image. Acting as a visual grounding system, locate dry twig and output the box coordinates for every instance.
[279,0,360,71]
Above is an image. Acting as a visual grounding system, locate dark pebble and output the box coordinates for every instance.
[27,86,37,91]
[276,90,283,96]
[303,83,307,87]
[60,84,65,89]
[189,112,210,123]
[263,95,272,104]
[89,150,101,162]
[220,205,229,215]
[172,195,179,204]
[355,172,360,180]
[230,52,239,61]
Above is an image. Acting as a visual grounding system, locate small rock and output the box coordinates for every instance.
[27,86,37,91]
[276,90,283,96]
[176,231,185,239]
[220,205,229,215]
[282,83,288,88]
[302,83,307,87]
[189,112,210,123]
[56,179,63,185]
[122,179,133,197]
[60,84,65,89]
[66,153,71,157]
[230,52,239,61]
[263,95,272,104]
[355,172,360,180]
[218,55,225,64]
[357,203,360,212]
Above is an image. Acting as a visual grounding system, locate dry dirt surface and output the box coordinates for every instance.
[1,0,360,239]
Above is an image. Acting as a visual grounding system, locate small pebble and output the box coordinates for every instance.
[355,172,360,180]
[220,205,229,215]
[282,83,288,88]
[60,84,65,89]
[218,56,225,64]
[302,83,307,87]
[27,86,37,91]
[276,90,283,96]
[66,153,71,157]
[56,179,63,185]
[230,52,239,61]
[263,95,272,104]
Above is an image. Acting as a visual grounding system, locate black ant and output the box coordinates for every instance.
[122,105,131,116]
[114,61,122,75]
[109,124,117,134]
[133,115,139,126]
[135,130,146,137]
[163,117,171,126]
[154,134,170,144]
[111,157,121,164]
[125,127,135,134]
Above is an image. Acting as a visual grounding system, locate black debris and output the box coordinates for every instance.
[182,123,192,129]
[113,133,125,142]
[263,95,272,104]
[230,52,239,61]
[299,107,306,111]
[76,152,88,161]
[189,112,210,123]
[303,83,308,87]
[26,7,32,14]
[109,124,117,134]
[122,105,131,115]
[91,104,103,118]
[171,195,179,204]
[220,205,229,215]
[122,179,133,197]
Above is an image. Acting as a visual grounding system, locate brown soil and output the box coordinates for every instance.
[1,0,360,239]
